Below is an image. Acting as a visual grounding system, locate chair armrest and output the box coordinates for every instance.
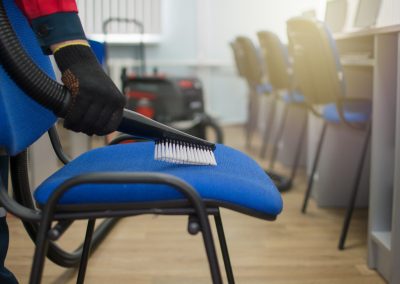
[0,174,41,222]
[40,172,214,255]
[306,104,324,119]
[48,126,71,165]
[45,172,204,213]
[340,97,371,104]
[336,97,371,130]
[200,114,224,144]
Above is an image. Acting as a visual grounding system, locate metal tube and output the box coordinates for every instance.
[30,173,223,284]
[338,123,371,250]
[77,219,96,284]
[214,211,235,284]
[302,122,327,213]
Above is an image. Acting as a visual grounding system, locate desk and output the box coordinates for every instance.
[335,25,400,283]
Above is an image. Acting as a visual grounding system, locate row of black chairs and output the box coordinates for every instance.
[231,18,371,251]
[231,32,307,190]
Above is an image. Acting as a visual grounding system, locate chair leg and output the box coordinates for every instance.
[199,216,223,284]
[260,96,277,159]
[302,122,327,213]
[338,123,371,250]
[29,216,53,284]
[246,91,255,149]
[214,211,235,284]
[77,219,96,284]
[269,104,289,170]
[289,110,308,182]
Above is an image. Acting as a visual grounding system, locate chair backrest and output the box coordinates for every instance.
[235,36,264,87]
[88,39,106,66]
[257,31,291,91]
[230,41,246,78]
[0,0,56,156]
[286,17,345,105]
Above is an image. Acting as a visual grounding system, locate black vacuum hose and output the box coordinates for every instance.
[0,0,70,116]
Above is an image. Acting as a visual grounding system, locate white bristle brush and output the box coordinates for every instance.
[155,140,217,166]
[119,110,218,166]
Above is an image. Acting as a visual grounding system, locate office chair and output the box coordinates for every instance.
[287,17,371,250]
[0,1,283,283]
[231,36,272,150]
[257,31,307,185]
[230,37,293,192]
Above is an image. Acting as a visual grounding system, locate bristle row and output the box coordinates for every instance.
[154,140,217,166]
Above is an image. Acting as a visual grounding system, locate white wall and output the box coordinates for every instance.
[375,0,400,27]
[320,0,400,32]
[195,0,321,123]
[199,0,320,61]
[108,0,198,64]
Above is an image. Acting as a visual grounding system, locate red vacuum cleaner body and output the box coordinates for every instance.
[122,75,207,139]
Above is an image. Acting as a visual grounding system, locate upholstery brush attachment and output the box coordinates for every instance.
[119,109,217,166]
[154,140,217,165]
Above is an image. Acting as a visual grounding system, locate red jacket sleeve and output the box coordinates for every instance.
[15,0,78,20]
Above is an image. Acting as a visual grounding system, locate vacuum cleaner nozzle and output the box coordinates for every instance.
[120,109,217,166]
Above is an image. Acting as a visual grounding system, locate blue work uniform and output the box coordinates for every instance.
[0,1,85,282]
[0,156,18,284]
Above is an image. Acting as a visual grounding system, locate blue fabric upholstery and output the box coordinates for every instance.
[0,0,56,155]
[88,40,106,66]
[34,142,283,217]
[256,83,273,95]
[281,91,304,103]
[322,22,347,96]
[323,101,371,123]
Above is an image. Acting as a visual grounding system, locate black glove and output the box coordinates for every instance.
[54,44,126,136]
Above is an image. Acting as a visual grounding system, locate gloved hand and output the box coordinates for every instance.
[53,43,126,136]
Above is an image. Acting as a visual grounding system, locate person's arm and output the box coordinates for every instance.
[15,0,84,54]
[15,0,126,135]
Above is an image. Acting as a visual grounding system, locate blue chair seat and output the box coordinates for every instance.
[256,83,273,95]
[34,142,283,218]
[323,101,371,123]
[281,91,304,103]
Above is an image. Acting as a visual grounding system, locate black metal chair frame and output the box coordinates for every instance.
[231,36,293,192]
[232,37,265,150]
[301,113,371,250]
[287,17,372,250]
[266,96,308,186]
[0,125,270,284]
[7,127,121,268]
[257,31,308,188]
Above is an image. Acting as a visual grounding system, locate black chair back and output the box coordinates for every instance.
[257,31,291,91]
[235,36,264,87]
[230,41,246,78]
[286,17,346,105]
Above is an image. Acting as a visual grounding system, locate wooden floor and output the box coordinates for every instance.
[6,126,385,283]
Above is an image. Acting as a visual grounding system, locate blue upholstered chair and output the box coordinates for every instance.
[231,37,293,192]
[287,17,371,250]
[257,31,307,185]
[0,1,283,283]
[230,37,273,150]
